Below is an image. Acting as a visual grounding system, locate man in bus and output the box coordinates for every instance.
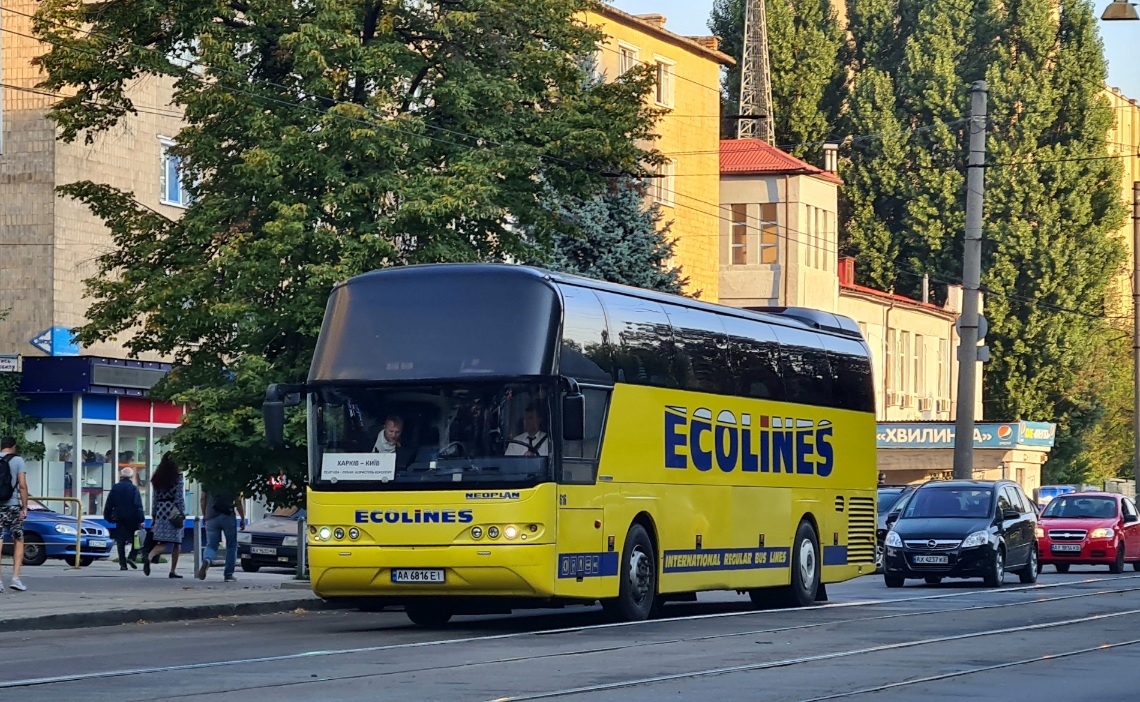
[372,415,404,453]
[505,405,549,457]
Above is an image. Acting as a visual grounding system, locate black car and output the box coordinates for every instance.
[876,485,916,570]
[238,507,305,573]
[882,480,1038,588]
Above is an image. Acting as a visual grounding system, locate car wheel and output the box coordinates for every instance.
[22,534,47,567]
[602,524,658,621]
[884,574,905,588]
[1019,547,1038,584]
[1055,563,1070,574]
[241,561,261,573]
[79,557,95,567]
[1134,561,1140,573]
[983,547,1004,588]
[1110,543,1125,574]
[875,543,884,572]
[405,602,453,627]
[924,576,942,585]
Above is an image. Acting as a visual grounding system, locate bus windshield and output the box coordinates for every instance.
[312,381,554,490]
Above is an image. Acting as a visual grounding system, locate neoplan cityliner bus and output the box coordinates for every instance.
[264,264,878,626]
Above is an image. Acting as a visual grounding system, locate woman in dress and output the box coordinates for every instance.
[144,452,186,578]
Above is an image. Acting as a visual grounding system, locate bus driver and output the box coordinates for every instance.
[373,415,404,453]
[505,406,549,457]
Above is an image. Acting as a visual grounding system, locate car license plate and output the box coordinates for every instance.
[391,569,445,584]
[251,546,277,555]
[1052,544,1082,553]
[912,555,949,565]
[89,540,107,548]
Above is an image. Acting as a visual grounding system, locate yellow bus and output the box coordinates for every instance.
[263,264,878,626]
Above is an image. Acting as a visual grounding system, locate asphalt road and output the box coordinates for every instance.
[5,565,1140,701]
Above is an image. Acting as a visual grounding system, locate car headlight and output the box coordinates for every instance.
[55,524,78,535]
[1090,527,1114,539]
[885,531,903,548]
[238,532,252,544]
[961,530,990,548]
[282,536,298,547]
[1035,527,1044,538]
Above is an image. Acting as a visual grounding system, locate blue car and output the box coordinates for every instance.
[0,499,115,567]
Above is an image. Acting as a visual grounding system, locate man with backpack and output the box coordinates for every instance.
[0,436,29,592]
[196,486,245,582]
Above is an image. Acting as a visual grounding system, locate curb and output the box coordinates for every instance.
[0,596,338,633]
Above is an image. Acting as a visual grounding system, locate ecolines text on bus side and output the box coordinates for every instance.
[664,406,835,477]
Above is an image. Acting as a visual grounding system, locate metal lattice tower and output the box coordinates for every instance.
[737,0,774,143]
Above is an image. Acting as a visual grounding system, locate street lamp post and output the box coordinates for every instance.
[1101,0,1140,20]
[1133,183,1140,499]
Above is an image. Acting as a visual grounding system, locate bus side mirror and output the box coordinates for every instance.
[563,393,586,442]
[263,383,305,448]
[263,401,286,448]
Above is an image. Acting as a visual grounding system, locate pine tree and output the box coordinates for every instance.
[533,181,687,294]
[708,0,844,157]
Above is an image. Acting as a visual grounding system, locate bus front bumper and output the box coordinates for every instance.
[309,543,558,599]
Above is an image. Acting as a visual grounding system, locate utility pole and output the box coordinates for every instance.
[952,81,988,480]
[738,0,774,143]
[1132,181,1139,496]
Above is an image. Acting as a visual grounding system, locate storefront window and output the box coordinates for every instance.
[151,427,176,514]
[119,426,151,511]
[43,422,76,515]
[80,424,116,518]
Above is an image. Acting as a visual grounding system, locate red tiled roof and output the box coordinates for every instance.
[720,139,843,184]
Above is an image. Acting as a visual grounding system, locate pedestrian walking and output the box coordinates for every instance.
[0,437,29,592]
[103,467,145,570]
[144,452,186,578]
[196,487,245,582]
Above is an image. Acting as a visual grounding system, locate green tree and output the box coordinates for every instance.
[34,0,661,505]
[0,313,45,460]
[530,180,687,294]
[708,0,844,158]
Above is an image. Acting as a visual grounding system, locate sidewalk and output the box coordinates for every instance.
[0,558,330,632]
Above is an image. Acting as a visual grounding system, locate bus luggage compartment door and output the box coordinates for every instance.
[554,487,612,599]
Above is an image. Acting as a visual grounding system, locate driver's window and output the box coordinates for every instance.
[997,488,1014,515]
[560,388,610,484]
[1124,499,1137,519]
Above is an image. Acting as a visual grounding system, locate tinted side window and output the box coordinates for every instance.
[663,306,733,394]
[561,387,610,481]
[1123,499,1137,519]
[596,292,677,388]
[821,334,875,413]
[559,285,613,383]
[771,325,834,407]
[722,315,785,401]
[997,487,1015,514]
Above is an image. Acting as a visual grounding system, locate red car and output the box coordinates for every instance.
[1036,492,1140,573]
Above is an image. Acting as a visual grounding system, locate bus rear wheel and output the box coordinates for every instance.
[779,520,821,608]
[404,602,453,627]
[602,524,657,622]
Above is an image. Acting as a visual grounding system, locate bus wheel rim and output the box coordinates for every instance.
[629,548,651,603]
[799,538,816,587]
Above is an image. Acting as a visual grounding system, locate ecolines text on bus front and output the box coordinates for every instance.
[664,406,835,476]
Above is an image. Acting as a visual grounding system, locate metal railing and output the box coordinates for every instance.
[28,496,85,568]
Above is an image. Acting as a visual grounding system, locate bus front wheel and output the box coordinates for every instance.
[602,524,657,622]
[405,602,453,627]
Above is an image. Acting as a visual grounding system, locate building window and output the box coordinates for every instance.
[731,204,748,265]
[940,338,950,400]
[886,328,896,393]
[652,161,674,207]
[160,139,191,208]
[915,334,925,396]
[618,44,639,76]
[760,203,778,263]
[654,58,675,108]
[899,331,910,397]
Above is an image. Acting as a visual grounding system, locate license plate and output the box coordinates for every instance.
[1052,544,1082,553]
[391,569,445,583]
[251,546,277,555]
[913,555,949,565]
[89,540,107,548]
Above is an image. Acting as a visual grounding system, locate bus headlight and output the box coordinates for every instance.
[471,526,483,539]
[348,528,360,540]
[504,525,519,540]
[334,527,345,540]
[318,527,332,541]
[488,526,500,539]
